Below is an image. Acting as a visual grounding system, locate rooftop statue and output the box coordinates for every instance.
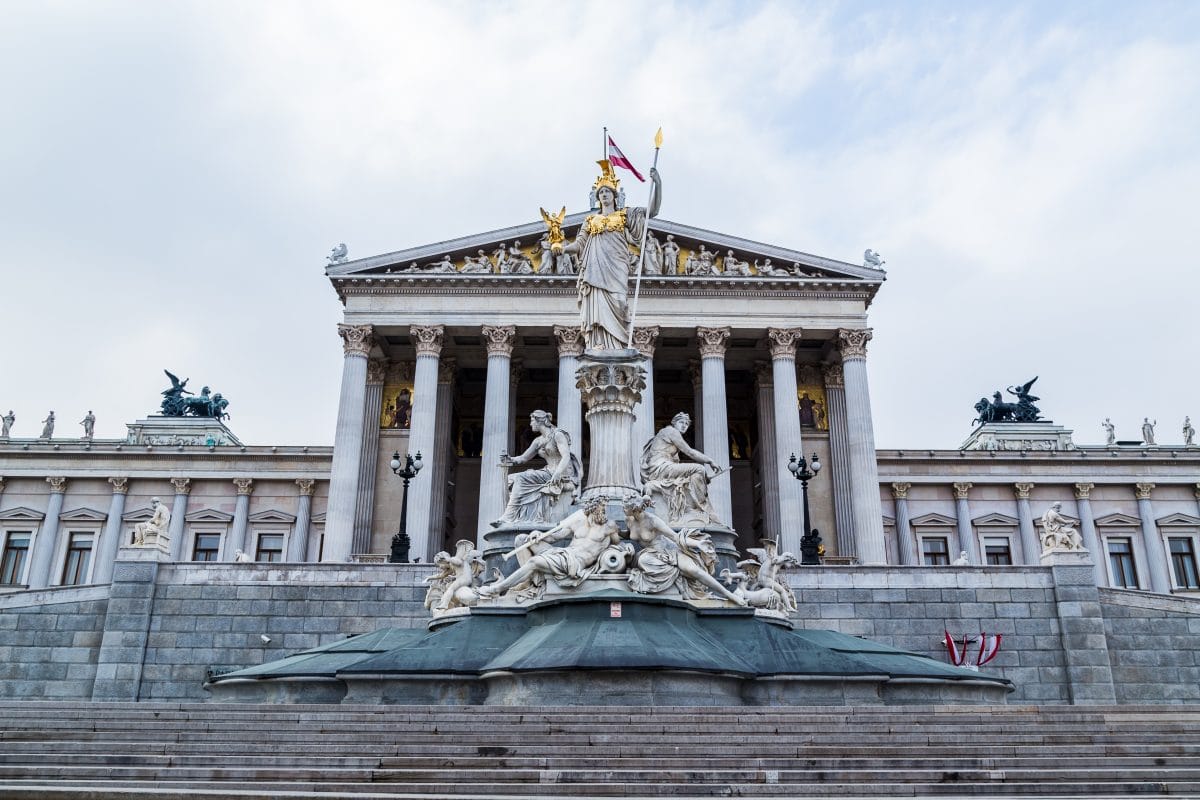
[551,159,661,351]
[1,410,14,438]
[159,370,230,419]
[1185,417,1195,447]
[863,248,885,268]
[973,376,1042,425]
[327,243,348,264]
[79,410,95,441]
[1103,417,1116,446]
[39,411,55,440]
[1142,417,1157,445]
[493,411,582,528]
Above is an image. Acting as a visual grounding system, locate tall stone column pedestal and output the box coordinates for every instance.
[1043,549,1117,704]
[577,349,646,509]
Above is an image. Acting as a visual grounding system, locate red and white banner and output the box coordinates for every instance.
[976,633,1002,666]
[944,630,965,666]
[607,135,645,182]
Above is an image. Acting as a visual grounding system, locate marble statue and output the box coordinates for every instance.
[132,497,170,546]
[554,159,661,351]
[1,410,13,438]
[461,250,493,273]
[640,412,723,527]
[1103,418,1116,446]
[643,232,663,275]
[478,496,621,599]
[507,241,534,274]
[685,245,716,276]
[327,243,348,264]
[554,248,577,275]
[493,411,582,528]
[426,254,455,272]
[234,549,252,563]
[722,250,752,276]
[863,249,885,268]
[624,496,745,604]
[39,411,54,440]
[755,258,789,277]
[424,540,484,613]
[537,236,555,273]
[1185,417,1195,447]
[1142,417,1157,445]
[492,243,511,273]
[719,539,799,612]
[952,551,970,566]
[79,411,95,440]
[1040,502,1083,551]
[661,234,680,274]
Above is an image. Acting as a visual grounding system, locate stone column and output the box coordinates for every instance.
[426,357,457,557]
[1074,482,1107,588]
[578,357,645,501]
[823,363,855,560]
[405,325,445,562]
[891,483,917,565]
[166,478,191,561]
[324,323,373,562]
[1136,482,1171,594]
[289,479,315,562]
[553,325,584,462]
[753,362,781,543]
[696,326,732,525]
[838,328,887,565]
[507,357,524,453]
[953,482,979,564]
[1195,483,1200,521]
[92,477,129,584]
[477,324,516,543]
[631,326,660,460]
[27,477,67,589]
[227,478,253,559]
[688,359,703,447]
[767,328,804,554]
[352,358,386,555]
[1013,482,1038,564]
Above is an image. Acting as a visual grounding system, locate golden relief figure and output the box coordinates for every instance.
[381,385,413,429]
[796,386,828,431]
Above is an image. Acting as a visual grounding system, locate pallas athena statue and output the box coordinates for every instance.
[554,159,661,351]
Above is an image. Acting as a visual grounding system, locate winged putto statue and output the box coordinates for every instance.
[424,540,485,614]
[720,539,800,612]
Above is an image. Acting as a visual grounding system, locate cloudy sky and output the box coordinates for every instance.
[2,1,1197,449]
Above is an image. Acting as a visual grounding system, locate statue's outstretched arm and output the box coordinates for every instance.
[648,167,662,219]
[667,427,714,466]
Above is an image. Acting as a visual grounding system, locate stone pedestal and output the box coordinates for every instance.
[576,349,646,507]
[961,422,1075,452]
[125,416,242,447]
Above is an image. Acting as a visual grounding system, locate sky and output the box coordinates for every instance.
[1,1,1198,449]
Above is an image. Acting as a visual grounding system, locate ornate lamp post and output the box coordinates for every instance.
[787,452,822,565]
[388,450,423,563]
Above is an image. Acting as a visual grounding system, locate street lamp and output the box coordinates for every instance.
[787,452,822,565]
[388,450,423,563]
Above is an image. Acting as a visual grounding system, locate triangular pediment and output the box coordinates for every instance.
[0,506,45,522]
[122,507,156,522]
[184,508,234,523]
[326,215,884,285]
[311,512,326,524]
[973,512,1019,526]
[59,507,108,522]
[1156,512,1200,527]
[910,512,957,527]
[248,509,296,524]
[1095,512,1142,527]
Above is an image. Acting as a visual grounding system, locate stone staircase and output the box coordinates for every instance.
[0,702,1198,798]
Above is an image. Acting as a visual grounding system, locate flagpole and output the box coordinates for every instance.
[625,128,662,350]
[602,126,608,161]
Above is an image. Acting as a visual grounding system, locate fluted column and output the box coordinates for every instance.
[824,363,855,560]
[631,326,660,460]
[688,359,703,447]
[1136,482,1171,593]
[426,357,457,557]
[93,477,128,584]
[166,477,191,560]
[27,476,67,588]
[697,327,732,525]
[1074,483,1106,587]
[477,324,516,543]
[838,328,887,564]
[767,328,804,553]
[891,483,917,565]
[1195,483,1200,521]
[290,479,315,561]
[1013,482,1038,564]
[406,325,445,562]
[753,362,781,542]
[553,325,584,462]
[227,478,253,559]
[324,323,373,562]
[953,482,978,563]
[352,358,386,554]
[507,357,524,453]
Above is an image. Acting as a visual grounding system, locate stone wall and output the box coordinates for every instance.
[0,560,1198,704]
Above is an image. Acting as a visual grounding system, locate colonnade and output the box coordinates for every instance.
[321,323,887,564]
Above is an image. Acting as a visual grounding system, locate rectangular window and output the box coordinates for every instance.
[192,532,221,562]
[60,532,94,586]
[1,532,31,585]
[984,536,1013,566]
[1108,537,1138,589]
[255,533,284,563]
[1169,537,1200,590]
[921,536,949,566]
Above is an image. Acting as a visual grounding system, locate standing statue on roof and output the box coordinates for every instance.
[553,160,661,351]
[1006,377,1042,422]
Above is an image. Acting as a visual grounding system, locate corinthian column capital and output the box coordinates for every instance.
[337,323,374,357]
[891,482,912,500]
[837,328,873,361]
[108,476,129,495]
[437,356,457,384]
[482,324,517,357]
[766,327,802,360]
[553,324,584,357]
[46,476,67,494]
[366,358,387,385]
[1013,482,1034,499]
[822,363,845,388]
[410,324,445,357]
[233,478,254,496]
[296,478,316,497]
[1074,482,1094,500]
[1135,482,1154,500]
[953,482,972,500]
[631,325,660,357]
[696,326,730,358]
[169,477,191,495]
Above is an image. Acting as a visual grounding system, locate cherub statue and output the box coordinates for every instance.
[721,539,799,612]
[424,540,484,613]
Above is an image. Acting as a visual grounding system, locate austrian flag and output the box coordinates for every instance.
[607,135,645,182]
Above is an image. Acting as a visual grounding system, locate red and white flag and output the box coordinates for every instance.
[944,630,965,666]
[607,135,645,182]
[976,633,1002,667]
